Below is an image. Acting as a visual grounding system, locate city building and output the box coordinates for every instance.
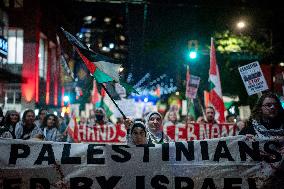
[1,0,67,113]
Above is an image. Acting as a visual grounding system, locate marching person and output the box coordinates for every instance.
[145,111,170,144]
[92,107,111,126]
[163,110,179,126]
[239,92,284,138]
[42,114,62,142]
[0,110,20,139]
[35,108,48,129]
[239,92,284,188]
[205,106,218,124]
[128,121,148,145]
[15,109,43,140]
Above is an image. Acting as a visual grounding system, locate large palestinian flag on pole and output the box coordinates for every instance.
[60,28,136,94]
[208,38,225,123]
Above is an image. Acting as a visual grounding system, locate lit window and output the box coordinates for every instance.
[39,36,48,79]
[119,35,125,41]
[3,0,23,8]
[83,16,93,24]
[116,24,122,28]
[6,91,14,103]
[8,28,23,64]
[104,17,111,23]
[15,0,24,8]
[15,91,21,103]
[4,0,9,7]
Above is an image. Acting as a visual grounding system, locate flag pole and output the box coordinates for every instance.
[101,84,127,120]
[197,96,206,118]
[186,97,190,125]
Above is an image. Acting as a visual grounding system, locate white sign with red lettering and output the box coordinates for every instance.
[163,123,238,141]
[239,61,268,96]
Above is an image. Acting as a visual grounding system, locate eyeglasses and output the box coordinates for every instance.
[262,103,279,109]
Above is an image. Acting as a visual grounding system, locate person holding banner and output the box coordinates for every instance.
[42,114,62,142]
[239,92,284,138]
[15,109,43,140]
[145,111,170,144]
[205,106,218,124]
[0,110,20,139]
[129,121,147,145]
[35,108,48,129]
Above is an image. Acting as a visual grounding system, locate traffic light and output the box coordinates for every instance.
[188,40,198,60]
[189,51,197,59]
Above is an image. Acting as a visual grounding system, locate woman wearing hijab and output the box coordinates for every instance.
[90,108,111,126]
[145,111,170,144]
[239,92,284,138]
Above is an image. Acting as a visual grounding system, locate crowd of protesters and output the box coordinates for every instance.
[1,91,284,145]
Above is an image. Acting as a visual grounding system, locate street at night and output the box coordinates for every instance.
[1,0,284,188]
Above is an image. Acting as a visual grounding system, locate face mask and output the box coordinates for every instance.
[95,115,104,122]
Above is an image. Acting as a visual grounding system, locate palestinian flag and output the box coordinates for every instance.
[91,79,100,107]
[60,28,137,94]
[100,84,117,124]
[208,38,225,123]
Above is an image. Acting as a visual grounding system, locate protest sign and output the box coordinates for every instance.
[239,61,269,95]
[0,137,283,188]
[164,123,238,141]
[113,99,136,118]
[186,75,200,99]
[77,124,127,143]
[69,124,127,144]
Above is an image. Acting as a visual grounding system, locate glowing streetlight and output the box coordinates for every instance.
[236,21,246,30]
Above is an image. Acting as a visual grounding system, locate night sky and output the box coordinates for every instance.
[52,0,284,103]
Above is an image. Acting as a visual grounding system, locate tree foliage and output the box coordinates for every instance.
[213,30,271,58]
[210,30,272,106]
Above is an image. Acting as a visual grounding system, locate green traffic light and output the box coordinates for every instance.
[189,51,197,59]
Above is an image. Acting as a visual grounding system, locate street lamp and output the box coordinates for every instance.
[236,21,246,30]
